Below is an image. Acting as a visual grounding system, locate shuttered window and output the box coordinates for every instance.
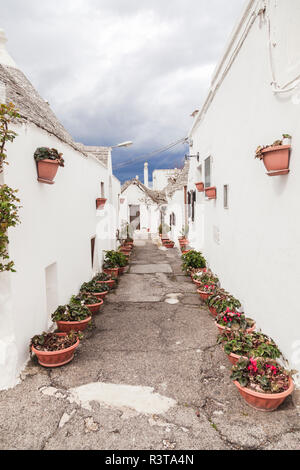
[204,156,211,188]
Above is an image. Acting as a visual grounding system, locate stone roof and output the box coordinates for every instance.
[0,64,88,156]
[121,178,167,204]
[165,159,190,198]
[75,144,110,167]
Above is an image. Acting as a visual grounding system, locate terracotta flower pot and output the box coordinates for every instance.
[103,268,119,277]
[233,377,294,411]
[195,182,204,192]
[118,266,126,274]
[205,187,217,199]
[182,250,190,255]
[209,306,218,317]
[261,145,291,176]
[179,239,189,246]
[96,198,107,209]
[56,316,92,333]
[222,346,247,365]
[86,299,103,315]
[164,242,174,248]
[96,279,115,288]
[93,291,109,300]
[215,321,256,335]
[197,289,212,301]
[31,333,80,367]
[37,159,60,184]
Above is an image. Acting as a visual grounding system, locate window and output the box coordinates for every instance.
[224,185,229,209]
[204,156,211,188]
[100,182,105,198]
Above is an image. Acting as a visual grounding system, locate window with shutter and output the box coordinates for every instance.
[204,156,211,188]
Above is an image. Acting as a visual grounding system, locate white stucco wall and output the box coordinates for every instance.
[0,121,120,389]
[187,0,300,383]
[152,169,178,191]
[121,184,161,233]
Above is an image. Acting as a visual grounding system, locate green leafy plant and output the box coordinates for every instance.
[192,271,219,285]
[215,309,255,331]
[34,147,65,166]
[80,280,109,293]
[51,304,91,322]
[70,293,100,306]
[93,272,111,282]
[30,330,82,353]
[181,250,206,272]
[104,250,127,268]
[0,103,22,272]
[217,330,281,359]
[230,357,291,394]
[207,289,241,314]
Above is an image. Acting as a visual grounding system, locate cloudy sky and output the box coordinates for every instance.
[1,0,246,183]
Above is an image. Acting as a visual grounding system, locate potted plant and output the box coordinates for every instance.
[255,134,291,176]
[181,250,206,274]
[195,182,204,192]
[230,357,294,411]
[80,280,109,299]
[163,239,174,248]
[207,289,241,317]
[192,271,219,288]
[70,293,103,315]
[178,225,189,245]
[30,331,81,367]
[205,187,217,199]
[93,272,116,289]
[34,147,64,184]
[217,330,282,365]
[96,198,107,209]
[215,309,256,334]
[103,250,121,276]
[115,251,129,274]
[197,283,218,302]
[52,304,92,333]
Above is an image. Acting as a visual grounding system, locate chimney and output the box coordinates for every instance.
[144,162,149,187]
[0,29,16,67]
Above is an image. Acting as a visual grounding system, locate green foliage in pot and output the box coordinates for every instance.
[34,147,65,166]
[116,250,128,267]
[30,331,82,353]
[80,280,109,293]
[52,303,91,322]
[104,250,127,268]
[207,289,241,314]
[193,270,219,285]
[217,330,282,359]
[230,357,291,393]
[70,293,100,306]
[216,309,255,331]
[181,250,206,272]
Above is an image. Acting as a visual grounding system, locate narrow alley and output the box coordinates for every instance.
[0,238,299,450]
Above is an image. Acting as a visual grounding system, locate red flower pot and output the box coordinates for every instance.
[31,333,80,367]
[222,347,247,365]
[197,289,212,301]
[93,291,109,300]
[179,238,189,246]
[37,159,60,184]
[103,268,119,277]
[86,299,103,315]
[182,250,190,255]
[164,242,174,248]
[195,182,204,192]
[215,321,256,335]
[118,266,126,274]
[56,316,92,333]
[233,377,294,411]
[209,306,218,317]
[205,187,217,199]
[261,145,291,176]
[96,198,107,209]
[96,280,115,288]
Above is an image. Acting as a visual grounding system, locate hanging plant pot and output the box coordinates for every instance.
[56,316,92,333]
[37,159,60,184]
[31,333,80,368]
[261,145,291,176]
[103,268,119,277]
[85,299,104,315]
[195,182,204,192]
[205,187,217,199]
[96,198,107,209]
[233,378,294,411]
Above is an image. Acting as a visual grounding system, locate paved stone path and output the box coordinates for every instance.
[0,238,299,450]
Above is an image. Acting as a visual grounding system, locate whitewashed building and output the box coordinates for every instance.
[186,0,300,383]
[0,30,121,389]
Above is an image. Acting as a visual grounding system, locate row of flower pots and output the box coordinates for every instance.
[182,250,295,411]
[194,182,216,199]
[30,242,134,368]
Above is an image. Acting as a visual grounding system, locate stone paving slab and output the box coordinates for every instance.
[130,264,172,274]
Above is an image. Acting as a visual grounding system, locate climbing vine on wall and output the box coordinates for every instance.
[0,102,21,272]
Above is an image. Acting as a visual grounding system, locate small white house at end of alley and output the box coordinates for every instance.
[186,0,300,385]
[0,30,121,389]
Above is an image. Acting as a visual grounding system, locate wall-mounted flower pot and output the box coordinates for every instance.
[96,198,107,209]
[205,187,217,199]
[233,377,294,411]
[31,333,80,367]
[195,182,204,192]
[120,198,125,204]
[37,159,60,184]
[56,316,92,333]
[261,145,291,176]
